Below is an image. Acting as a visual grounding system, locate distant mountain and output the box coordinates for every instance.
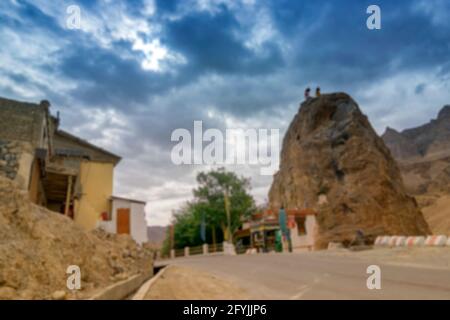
[382,105,450,234]
[382,105,450,161]
[146,226,167,248]
[382,127,422,160]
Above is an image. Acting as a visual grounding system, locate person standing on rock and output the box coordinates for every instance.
[316,87,321,97]
[304,87,311,100]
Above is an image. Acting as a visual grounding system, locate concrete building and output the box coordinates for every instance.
[0,97,149,241]
[49,129,121,230]
[285,208,318,251]
[99,196,149,244]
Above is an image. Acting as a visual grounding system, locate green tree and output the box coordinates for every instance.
[193,168,255,242]
[163,168,255,251]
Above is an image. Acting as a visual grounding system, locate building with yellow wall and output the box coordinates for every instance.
[0,96,122,232]
[51,130,121,230]
[74,161,114,230]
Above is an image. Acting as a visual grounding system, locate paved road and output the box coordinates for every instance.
[156,253,450,299]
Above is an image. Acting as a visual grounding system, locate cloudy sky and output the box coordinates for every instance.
[1,0,449,226]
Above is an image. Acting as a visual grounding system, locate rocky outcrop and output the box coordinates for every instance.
[381,105,450,234]
[269,93,430,249]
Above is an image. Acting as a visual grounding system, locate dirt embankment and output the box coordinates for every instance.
[0,176,152,300]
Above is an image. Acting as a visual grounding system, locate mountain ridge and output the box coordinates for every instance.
[382,105,450,161]
[382,105,450,235]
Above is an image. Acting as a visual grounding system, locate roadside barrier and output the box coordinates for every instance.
[425,235,448,247]
[374,236,390,246]
[394,236,407,247]
[374,236,381,245]
[405,236,425,247]
[388,236,398,247]
[167,242,226,260]
[163,235,450,260]
[381,236,391,246]
[375,235,432,247]
[374,236,383,246]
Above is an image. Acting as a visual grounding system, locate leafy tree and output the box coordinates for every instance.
[162,168,255,251]
[193,168,255,242]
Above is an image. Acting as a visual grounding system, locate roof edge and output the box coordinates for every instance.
[111,196,147,205]
[56,130,122,165]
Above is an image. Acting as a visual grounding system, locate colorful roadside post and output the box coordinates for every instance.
[278,207,292,252]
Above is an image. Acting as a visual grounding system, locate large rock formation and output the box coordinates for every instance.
[269,93,430,249]
[381,105,450,234]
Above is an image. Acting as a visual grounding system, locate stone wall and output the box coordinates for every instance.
[0,140,20,180]
[0,140,33,189]
[0,97,46,147]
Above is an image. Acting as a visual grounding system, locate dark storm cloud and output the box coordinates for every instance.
[154,0,178,13]
[275,0,450,91]
[55,3,285,110]
[59,45,167,106]
[4,0,450,112]
[161,6,284,76]
[268,0,320,36]
[15,0,448,116]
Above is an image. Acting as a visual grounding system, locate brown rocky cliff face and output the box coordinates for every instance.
[381,105,450,196]
[381,105,450,234]
[381,127,421,160]
[269,93,430,249]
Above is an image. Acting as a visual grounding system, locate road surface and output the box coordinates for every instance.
[155,252,450,299]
